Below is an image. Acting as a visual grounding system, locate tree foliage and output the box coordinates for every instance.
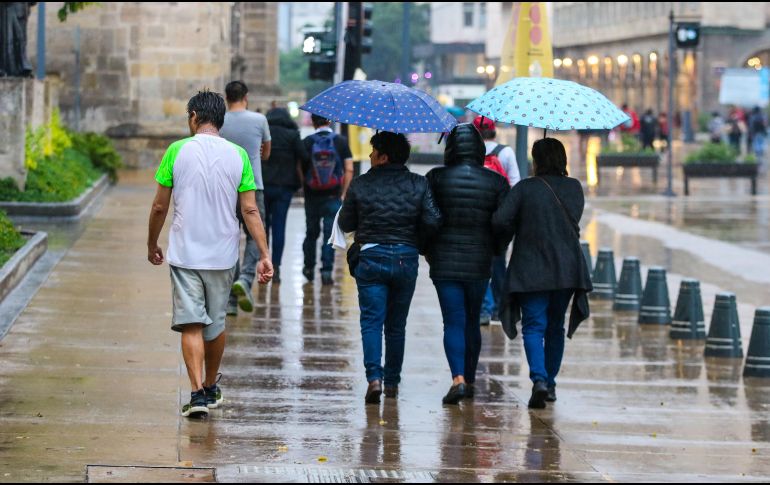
[361,2,430,82]
[57,2,95,22]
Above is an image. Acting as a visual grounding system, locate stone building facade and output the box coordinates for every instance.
[26,2,279,168]
[551,2,770,119]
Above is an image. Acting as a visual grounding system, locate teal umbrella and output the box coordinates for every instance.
[445,105,466,117]
[466,77,629,133]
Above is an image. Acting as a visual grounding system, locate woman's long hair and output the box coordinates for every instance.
[532,138,568,176]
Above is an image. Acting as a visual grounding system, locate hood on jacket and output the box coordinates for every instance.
[267,108,299,130]
[444,122,485,167]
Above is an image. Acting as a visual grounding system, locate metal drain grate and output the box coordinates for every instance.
[237,465,437,483]
[87,465,216,483]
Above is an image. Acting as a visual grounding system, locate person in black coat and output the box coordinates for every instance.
[425,123,510,405]
[339,131,442,404]
[264,108,308,282]
[492,138,592,410]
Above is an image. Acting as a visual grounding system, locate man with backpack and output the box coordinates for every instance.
[473,116,520,325]
[302,115,354,285]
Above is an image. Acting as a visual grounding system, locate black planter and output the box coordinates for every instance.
[683,163,759,195]
[596,153,660,185]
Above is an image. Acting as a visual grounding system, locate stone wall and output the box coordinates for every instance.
[26,2,280,168]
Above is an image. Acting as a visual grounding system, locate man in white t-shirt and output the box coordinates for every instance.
[473,116,521,325]
[148,90,273,418]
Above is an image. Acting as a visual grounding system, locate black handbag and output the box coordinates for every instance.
[346,242,361,277]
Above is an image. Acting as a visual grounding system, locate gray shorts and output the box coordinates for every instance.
[169,265,237,342]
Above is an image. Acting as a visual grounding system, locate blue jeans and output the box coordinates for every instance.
[303,195,341,275]
[230,191,265,302]
[355,244,419,385]
[434,280,488,382]
[264,186,294,269]
[519,289,575,387]
[753,133,766,159]
[481,255,507,317]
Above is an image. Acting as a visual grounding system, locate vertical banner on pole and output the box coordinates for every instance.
[498,3,554,177]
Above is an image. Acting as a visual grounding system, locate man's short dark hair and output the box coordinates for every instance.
[480,128,496,140]
[532,138,568,177]
[187,89,226,130]
[311,114,331,127]
[370,131,411,165]
[225,81,248,103]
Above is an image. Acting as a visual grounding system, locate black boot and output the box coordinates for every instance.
[442,383,466,405]
[546,385,557,403]
[528,381,548,409]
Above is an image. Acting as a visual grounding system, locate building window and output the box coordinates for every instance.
[463,2,474,27]
[479,3,487,29]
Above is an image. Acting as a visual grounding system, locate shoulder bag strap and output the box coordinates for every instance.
[536,177,580,240]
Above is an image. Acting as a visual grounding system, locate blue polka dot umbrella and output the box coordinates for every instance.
[466,77,630,133]
[300,80,458,134]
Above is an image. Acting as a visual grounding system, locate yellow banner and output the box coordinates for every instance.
[497,2,553,85]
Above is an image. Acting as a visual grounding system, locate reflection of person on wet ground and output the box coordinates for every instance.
[425,123,510,405]
[339,132,441,404]
[147,90,273,418]
[493,138,592,409]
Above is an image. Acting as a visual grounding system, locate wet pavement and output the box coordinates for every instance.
[1,169,770,482]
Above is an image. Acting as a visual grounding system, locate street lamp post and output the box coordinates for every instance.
[664,9,676,197]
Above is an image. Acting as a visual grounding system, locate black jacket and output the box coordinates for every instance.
[264,108,307,190]
[425,123,510,281]
[339,163,441,252]
[492,175,593,338]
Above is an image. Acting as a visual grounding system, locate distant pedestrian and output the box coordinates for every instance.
[709,111,726,144]
[425,123,510,405]
[640,109,657,151]
[749,106,767,160]
[473,115,521,326]
[619,103,640,136]
[263,107,309,283]
[726,108,744,151]
[301,115,354,285]
[492,138,592,410]
[338,132,442,404]
[147,90,273,418]
[220,81,272,315]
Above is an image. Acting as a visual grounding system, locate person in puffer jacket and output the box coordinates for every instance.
[425,123,510,405]
[339,131,442,405]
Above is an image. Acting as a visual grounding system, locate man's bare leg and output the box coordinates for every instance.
[181,325,205,391]
[204,331,226,387]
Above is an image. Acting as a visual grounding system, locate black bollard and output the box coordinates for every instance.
[591,248,616,301]
[614,257,643,311]
[743,308,770,377]
[638,267,672,325]
[705,293,743,359]
[581,241,593,279]
[670,279,706,340]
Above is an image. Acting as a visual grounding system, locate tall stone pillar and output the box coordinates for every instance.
[0,79,29,190]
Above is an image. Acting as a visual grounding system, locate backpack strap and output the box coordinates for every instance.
[490,144,506,157]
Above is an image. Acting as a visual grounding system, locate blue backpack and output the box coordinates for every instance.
[307,133,344,191]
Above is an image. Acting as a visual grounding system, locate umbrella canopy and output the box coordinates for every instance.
[301,80,457,134]
[466,77,630,131]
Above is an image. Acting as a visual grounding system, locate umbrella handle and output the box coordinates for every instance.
[544,129,548,139]
[438,133,445,145]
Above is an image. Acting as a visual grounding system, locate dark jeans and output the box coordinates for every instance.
[481,254,507,317]
[264,185,294,269]
[303,195,342,276]
[355,244,419,386]
[519,289,575,387]
[434,279,488,383]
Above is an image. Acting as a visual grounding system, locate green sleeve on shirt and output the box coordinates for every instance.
[155,138,192,187]
[236,145,257,192]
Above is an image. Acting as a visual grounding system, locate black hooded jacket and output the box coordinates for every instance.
[264,108,308,190]
[425,123,510,281]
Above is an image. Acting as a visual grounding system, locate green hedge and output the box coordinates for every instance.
[0,210,24,267]
[0,148,102,202]
[684,143,757,164]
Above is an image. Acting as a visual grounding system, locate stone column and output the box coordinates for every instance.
[0,78,29,190]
